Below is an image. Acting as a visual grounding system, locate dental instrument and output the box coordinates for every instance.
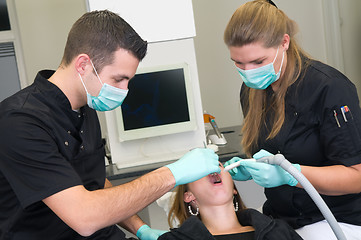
[223,158,256,172]
[225,155,347,240]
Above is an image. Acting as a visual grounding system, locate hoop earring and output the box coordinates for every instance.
[188,201,199,216]
[233,196,239,212]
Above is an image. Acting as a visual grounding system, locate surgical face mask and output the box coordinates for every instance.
[236,47,285,90]
[78,60,128,111]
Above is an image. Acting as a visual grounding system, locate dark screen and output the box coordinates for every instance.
[0,0,11,31]
[121,68,190,131]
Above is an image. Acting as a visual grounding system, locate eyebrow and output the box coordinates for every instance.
[111,74,131,80]
[231,56,267,64]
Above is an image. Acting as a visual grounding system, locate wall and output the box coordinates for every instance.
[338,0,361,97]
[13,0,86,85]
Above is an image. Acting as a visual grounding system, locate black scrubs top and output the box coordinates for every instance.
[240,60,361,228]
[0,71,127,239]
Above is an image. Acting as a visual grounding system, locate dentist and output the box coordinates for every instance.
[0,10,219,240]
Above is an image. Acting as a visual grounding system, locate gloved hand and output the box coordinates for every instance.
[239,149,301,188]
[224,157,252,181]
[136,225,167,240]
[166,148,220,186]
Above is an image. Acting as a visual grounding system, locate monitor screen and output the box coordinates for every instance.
[114,63,197,141]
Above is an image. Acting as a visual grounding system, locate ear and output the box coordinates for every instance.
[233,189,238,195]
[75,54,91,75]
[281,33,290,51]
[183,191,196,203]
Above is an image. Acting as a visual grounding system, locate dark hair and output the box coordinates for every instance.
[61,10,147,72]
[267,0,278,8]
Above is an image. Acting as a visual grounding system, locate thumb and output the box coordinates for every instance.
[239,161,265,171]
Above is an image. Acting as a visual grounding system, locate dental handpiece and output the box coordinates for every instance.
[223,158,256,172]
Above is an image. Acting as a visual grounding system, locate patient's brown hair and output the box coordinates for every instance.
[167,183,246,228]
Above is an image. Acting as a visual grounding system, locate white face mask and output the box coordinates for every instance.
[79,60,128,111]
[236,47,285,90]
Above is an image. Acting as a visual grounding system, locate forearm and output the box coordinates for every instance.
[83,167,175,232]
[104,178,146,235]
[44,166,175,236]
[298,163,361,195]
[118,214,146,235]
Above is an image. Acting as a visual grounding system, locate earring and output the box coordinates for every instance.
[188,201,199,216]
[233,196,239,212]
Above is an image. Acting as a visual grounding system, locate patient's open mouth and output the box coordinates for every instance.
[209,173,222,184]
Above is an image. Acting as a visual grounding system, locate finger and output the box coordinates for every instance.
[239,160,265,170]
[253,149,273,159]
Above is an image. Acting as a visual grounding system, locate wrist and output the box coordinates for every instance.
[161,166,176,187]
[136,224,149,238]
[293,164,301,172]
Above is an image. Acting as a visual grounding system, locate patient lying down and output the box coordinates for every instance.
[158,163,302,240]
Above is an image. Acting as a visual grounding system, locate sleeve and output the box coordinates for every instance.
[0,113,82,208]
[318,72,361,166]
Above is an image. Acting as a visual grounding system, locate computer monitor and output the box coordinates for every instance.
[114,62,197,141]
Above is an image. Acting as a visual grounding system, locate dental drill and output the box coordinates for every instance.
[224,154,347,240]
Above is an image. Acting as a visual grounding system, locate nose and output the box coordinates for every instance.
[119,79,130,90]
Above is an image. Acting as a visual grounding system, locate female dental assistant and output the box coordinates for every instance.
[223,1,361,239]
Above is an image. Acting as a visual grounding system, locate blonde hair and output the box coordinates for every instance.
[167,184,246,228]
[224,0,310,156]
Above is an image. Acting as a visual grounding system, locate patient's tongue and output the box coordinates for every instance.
[209,173,222,184]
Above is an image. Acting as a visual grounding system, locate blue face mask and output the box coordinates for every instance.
[236,47,285,90]
[79,60,128,111]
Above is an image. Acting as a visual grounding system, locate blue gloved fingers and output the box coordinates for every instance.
[166,148,220,186]
[240,161,273,187]
[224,157,241,176]
[136,225,167,240]
[224,157,252,181]
[240,161,299,188]
[253,149,273,159]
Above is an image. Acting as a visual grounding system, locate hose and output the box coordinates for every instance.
[258,154,347,240]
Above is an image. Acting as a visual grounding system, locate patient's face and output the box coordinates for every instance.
[185,163,235,207]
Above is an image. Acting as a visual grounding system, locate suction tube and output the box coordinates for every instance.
[258,154,347,240]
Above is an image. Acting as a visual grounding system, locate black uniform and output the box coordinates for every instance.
[158,208,302,240]
[0,70,128,239]
[240,60,361,228]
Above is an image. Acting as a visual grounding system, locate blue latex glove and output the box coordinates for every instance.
[224,157,252,181]
[239,149,301,188]
[136,225,167,240]
[166,148,220,186]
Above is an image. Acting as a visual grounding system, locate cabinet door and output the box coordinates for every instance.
[87,0,196,43]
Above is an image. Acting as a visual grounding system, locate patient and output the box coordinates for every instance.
[158,163,302,240]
